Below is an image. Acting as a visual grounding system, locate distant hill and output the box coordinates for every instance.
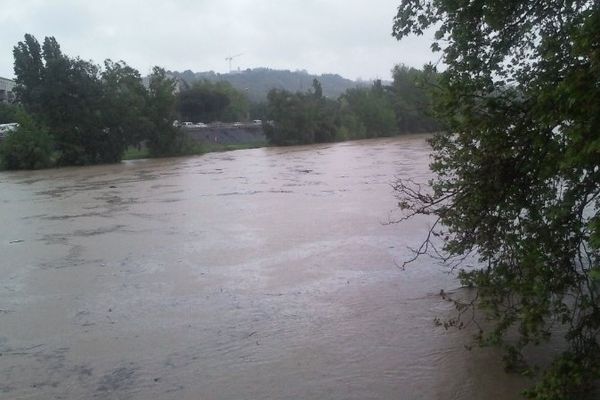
[167,68,369,102]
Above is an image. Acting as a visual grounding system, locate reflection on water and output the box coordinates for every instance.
[0,135,529,399]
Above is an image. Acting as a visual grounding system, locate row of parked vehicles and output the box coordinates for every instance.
[0,123,19,140]
[173,120,263,128]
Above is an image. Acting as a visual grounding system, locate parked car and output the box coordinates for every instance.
[0,123,19,141]
[0,123,19,133]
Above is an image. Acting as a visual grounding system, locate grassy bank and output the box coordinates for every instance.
[122,141,269,161]
[0,141,269,170]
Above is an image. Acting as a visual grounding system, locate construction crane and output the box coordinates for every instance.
[225,53,243,72]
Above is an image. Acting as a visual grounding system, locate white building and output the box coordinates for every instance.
[0,77,16,103]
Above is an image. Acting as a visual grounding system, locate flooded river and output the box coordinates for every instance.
[0,135,529,399]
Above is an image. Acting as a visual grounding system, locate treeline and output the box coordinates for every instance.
[171,68,361,103]
[1,34,267,170]
[1,34,439,170]
[264,65,439,146]
[1,34,185,169]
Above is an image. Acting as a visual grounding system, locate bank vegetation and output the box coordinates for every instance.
[0,34,438,170]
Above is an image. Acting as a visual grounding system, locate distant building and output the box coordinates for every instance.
[0,77,16,103]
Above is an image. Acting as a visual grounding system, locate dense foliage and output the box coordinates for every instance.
[10,34,181,167]
[101,60,151,154]
[264,79,339,145]
[145,67,186,156]
[6,34,439,168]
[337,80,397,139]
[390,65,439,133]
[15,35,110,164]
[0,112,53,170]
[176,80,249,123]
[0,103,21,124]
[392,0,600,398]
[265,69,438,145]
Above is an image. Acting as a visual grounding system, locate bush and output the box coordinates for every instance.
[0,114,54,170]
[0,103,21,124]
[146,125,187,157]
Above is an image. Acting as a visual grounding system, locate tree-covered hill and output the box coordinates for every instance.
[167,68,369,102]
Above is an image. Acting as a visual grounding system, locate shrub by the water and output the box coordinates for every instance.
[0,114,54,170]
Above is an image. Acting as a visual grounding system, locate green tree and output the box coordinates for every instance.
[390,65,439,133]
[13,35,113,165]
[215,80,249,122]
[0,103,21,124]
[339,81,398,139]
[312,78,323,99]
[0,111,54,170]
[145,67,183,156]
[264,89,314,145]
[310,79,339,143]
[393,1,599,398]
[249,101,268,121]
[177,81,230,122]
[176,80,248,123]
[100,59,154,158]
[264,79,339,145]
[12,34,44,115]
[12,34,182,167]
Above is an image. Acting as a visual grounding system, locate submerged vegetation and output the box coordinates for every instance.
[393,0,600,398]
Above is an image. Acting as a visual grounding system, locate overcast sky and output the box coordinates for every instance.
[0,0,437,81]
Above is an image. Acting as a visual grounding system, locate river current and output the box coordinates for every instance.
[0,135,529,399]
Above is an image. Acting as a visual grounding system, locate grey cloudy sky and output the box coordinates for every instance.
[0,0,437,81]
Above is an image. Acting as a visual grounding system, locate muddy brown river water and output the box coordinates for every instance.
[0,135,530,399]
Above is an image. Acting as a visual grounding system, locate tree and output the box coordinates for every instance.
[312,78,323,99]
[392,1,599,398]
[214,80,249,122]
[339,81,398,138]
[0,103,21,124]
[101,60,149,149]
[12,34,185,167]
[176,80,248,123]
[177,81,230,122]
[264,79,339,146]
[145,67,183,156]
[0,111,54,170]
[264,88,316,145]
[13,35,115,165]
[12,34,44,115]
[390,65,439,133]
[249,101,268,121]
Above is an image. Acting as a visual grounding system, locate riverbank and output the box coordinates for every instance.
[0,137,269,170]
[0,132,433,171]
[121,141,269,161]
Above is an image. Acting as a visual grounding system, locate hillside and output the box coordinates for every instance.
[168,68,367,102]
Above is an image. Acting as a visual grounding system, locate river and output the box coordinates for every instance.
[0,135,529,399]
